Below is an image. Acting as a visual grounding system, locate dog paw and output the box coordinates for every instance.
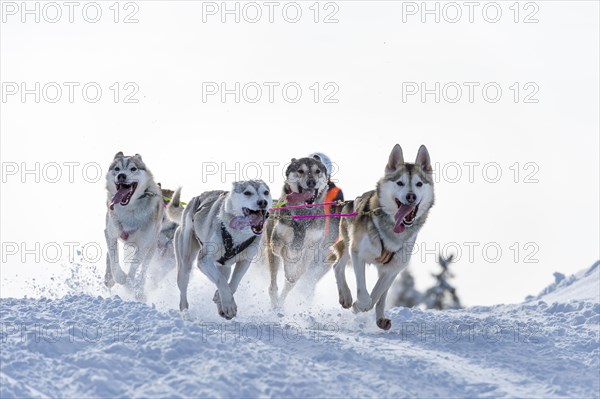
[179,299,189,312]
[180,309,191,321]
[270,298,281,311]
[213,290,220,304]
[113,270,127,285]
[104,275,115,289]
[352,297,373,313]
[376,318,392,331]
[218,299,237,320]
[338,288,353,309]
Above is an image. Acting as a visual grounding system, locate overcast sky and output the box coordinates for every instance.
[1,1,598,305]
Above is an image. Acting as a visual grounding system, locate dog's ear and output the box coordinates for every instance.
[133,153,143,160]
[114,151,124,159]
[312,154,322,162]
[385,144,404,173]
[415,145,432,173]
[285,159,298,177]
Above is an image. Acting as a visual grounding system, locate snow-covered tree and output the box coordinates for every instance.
[423,254,462,310]
[390,269,423,308]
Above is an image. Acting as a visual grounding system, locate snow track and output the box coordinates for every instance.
[1,263,598,398]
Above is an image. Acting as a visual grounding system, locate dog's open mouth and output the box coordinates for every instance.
[110,182,138,210]
[286,186,318,205]
[393,198,419,234]
[242,208,269,235]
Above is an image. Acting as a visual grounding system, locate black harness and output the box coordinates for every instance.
[216,223,257,266]
[138,189,159,200]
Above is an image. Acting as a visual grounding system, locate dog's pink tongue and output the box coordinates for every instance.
[394,205,415,234]
[230,214,263,230]
[286,191,313,205]
[110,188,130,210]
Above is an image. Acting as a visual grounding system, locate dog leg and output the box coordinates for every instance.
[280,247,309,304]
[126,241,141,287]
[133,242,158,301]
[351,251,373,312]
[174,228,196,311]
[199,257,236,320]
[375,290,392,331]
[104,228,127,285]
[267,248,281,309]
[370,268,398,305]
[228,260,251,294]
[333,251,352,309]
[370,267,398,330]
[104,254,115,288]
[213,265,232,313]
[279,279,295,304]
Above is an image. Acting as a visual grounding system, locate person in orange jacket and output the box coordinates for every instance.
[310,152,344,245]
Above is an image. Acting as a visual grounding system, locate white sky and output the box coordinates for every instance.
[1,1,599,305]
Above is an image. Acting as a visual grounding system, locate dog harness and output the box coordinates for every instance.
[362,194,395,265]
[216,223,257,266]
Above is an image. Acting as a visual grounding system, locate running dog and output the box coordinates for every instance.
[265,156,329,308]
[104,152,163,300]
[328,144,434,330]
[167,181,272,319]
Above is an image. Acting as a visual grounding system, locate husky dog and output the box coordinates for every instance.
[104,152,163,299]
[167,181,272,319]
[265,156,329,308]
[328,144,434,330]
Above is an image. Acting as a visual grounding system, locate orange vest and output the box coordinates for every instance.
[324,186,342,234]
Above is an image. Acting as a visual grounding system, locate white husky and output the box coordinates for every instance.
[104,152,163,300]
[167,181,272,319]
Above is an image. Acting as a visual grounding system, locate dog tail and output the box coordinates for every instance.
[166,187,184,223]
[326,239,345,264]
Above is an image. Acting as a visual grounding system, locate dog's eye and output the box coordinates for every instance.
[315,169,321,174]
[115,167,120,172]
[130,167,137,172]
[397,181,405,187]
[264,191,269,196]
[416,182,423,187]
[244,191,252,196]
[297,170,304,175]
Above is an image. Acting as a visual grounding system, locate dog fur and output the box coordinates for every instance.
[168,181,272,319]
[328,144,434,330]
[104,152,163,300]
[265,156,329,308]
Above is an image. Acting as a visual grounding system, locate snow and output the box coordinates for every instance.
[1,262,599,398]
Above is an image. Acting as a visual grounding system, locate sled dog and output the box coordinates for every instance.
[328,144,434,330]
[265,156,329,308]
[104,152,164,300]
[167,181,272,319]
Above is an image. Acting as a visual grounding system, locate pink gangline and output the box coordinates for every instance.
[291,213,358,220]
[270,201,339,211]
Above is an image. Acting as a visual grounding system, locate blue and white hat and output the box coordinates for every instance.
[309,152,333,176]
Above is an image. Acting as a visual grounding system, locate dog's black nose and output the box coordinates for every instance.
[406,193,417,204]
[257,199,268,209]
[306,179,316,188]
[117,173,127,182]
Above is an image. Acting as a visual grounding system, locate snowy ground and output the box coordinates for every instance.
[1,262,599,398]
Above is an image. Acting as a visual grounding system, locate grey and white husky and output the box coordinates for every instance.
[328,144,434,330]
[265,156,329,308]
[104,152,164,300]
[167,181,272,319]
